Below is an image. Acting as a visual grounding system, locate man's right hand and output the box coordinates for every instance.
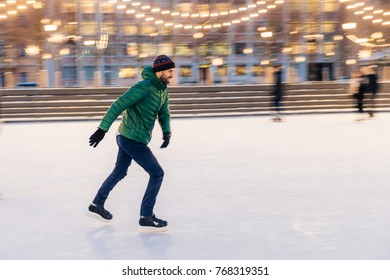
[89,128,106,148]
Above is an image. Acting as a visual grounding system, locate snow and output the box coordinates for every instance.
[1,113,390,260]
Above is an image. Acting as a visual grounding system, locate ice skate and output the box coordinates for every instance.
[272,116,282,122]
[271,112,282,122]
[138,214,168,233]
[85,204,113,222]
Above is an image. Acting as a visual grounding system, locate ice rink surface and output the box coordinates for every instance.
[1,113,390,260]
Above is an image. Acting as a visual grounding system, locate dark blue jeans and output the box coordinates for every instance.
[272,95,282,113]
[92,135,164,216]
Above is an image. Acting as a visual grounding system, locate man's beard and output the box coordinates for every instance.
[159,74,171,85]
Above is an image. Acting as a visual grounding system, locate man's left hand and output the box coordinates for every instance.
[160,132,171,148]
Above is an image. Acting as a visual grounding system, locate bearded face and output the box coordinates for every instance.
[158,69,175,84]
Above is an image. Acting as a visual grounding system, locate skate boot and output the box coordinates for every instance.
[272,116,282,122]
[138,214,168,233]
[85,204,113,222]
[271,112,282,122]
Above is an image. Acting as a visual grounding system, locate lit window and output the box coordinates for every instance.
[126,43,138,56]
[140,24,157,35]
[175,44,192,56]
[323,0,339,12]
[61,2,77,13]
[157,43,174,56]
[80,22,98,35]
[235,64,247,76]
[252,65,264,77]
[122,25,138,35]
[321,22,337,33]
[216,65,228,77]
[139,43,156,57]
[323,43,335,54]
[80,1,95,14]
[119,67,137,78]
[101,22,116,34]
[180,66,193,77]
[101,3,115,13]
[214,43,231,56]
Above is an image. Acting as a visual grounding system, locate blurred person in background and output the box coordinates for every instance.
[86,55,175,233]
[351,67,370,121]
[349,69,363,121]
[270,65,284,122]
[366,65,379,118]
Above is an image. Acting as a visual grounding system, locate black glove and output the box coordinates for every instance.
[89,128,106,148]
[160,132,171,149]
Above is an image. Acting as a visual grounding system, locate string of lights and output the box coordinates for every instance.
[340,0,389,48]
[346,33,390,48]
[116,0,284,31]
[0,0,284,31]
[342,0,390,26]
[0,0,42,19]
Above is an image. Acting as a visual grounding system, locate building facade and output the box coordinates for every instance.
[1,0,389,87]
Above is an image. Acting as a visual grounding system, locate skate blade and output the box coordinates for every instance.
[85,211,111,223]
[138,226,168,233]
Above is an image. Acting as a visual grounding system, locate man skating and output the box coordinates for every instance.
[270,65,284,122]
[86,55,175,233]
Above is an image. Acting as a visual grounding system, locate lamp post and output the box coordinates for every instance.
[93,0,108,87]
[43,24,63,87]
[25,44,43,85]
[93,33,108,87]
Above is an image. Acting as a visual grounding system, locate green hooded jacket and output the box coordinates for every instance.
[98,66,171,145]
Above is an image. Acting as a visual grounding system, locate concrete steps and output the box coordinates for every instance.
[1,82,389,122]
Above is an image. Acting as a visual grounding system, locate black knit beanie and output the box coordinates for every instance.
[153,55,176,72]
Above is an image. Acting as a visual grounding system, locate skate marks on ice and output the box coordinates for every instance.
[86,224,117,260]
[84,219,176,259]
[1,115,390,259]
[127,232,175,260]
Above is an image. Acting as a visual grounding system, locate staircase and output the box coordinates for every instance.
[1,82,389,122]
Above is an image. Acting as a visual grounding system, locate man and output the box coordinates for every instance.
[366,65,379,118]
[86,55,175,233]
[271,65,283,122]
[349,70,364,121]
[356,66,370,121]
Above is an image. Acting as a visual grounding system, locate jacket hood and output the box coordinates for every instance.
[141,66,167,90]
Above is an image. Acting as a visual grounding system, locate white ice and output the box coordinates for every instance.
[1,113,390,260]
